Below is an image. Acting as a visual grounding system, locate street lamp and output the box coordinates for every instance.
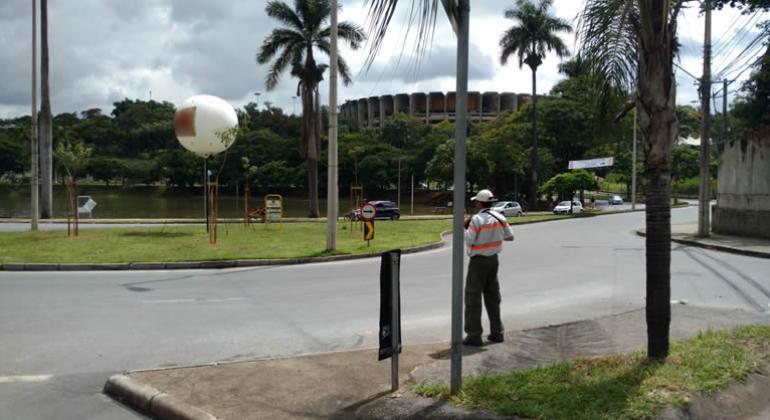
[254,92,261,108]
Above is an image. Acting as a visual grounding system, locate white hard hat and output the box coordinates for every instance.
[470,189,497,202]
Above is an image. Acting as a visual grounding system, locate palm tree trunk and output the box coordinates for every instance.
[528,66,539,211]
[304,85,319,218]
[638,0,678,360]
[39,0,53,218]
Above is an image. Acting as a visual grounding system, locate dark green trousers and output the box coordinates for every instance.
[464,254,503,339]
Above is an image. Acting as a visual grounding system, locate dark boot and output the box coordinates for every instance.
[463,336,483,346]
[487,333,504,343]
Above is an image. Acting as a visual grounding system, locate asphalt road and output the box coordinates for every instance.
[1,205,768,419]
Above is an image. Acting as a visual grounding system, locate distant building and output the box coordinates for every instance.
[340,91,538,129]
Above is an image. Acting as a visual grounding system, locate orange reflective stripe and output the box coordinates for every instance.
[468,223,506,233]
[478,223,506,231]
[470,241,502,251]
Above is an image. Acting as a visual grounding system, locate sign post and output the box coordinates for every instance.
[379,250,401,391]
[361,203,376,246]
[265,194,283,229]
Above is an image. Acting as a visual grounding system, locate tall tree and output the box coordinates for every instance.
[579,0,686,360]
[257,0,364,217]
[499,0,572,210]
[39,0,53,218]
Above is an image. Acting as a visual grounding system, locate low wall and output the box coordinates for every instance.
[713,206,770,239]
[713,135,770,238]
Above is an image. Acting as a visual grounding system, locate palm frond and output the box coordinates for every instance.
[577,0,639,90]
[257,28,304,64]
[362,0,439,69]
[318,21,366,50]
[265,41,304,90]
[316,40,354,86]
[266,0,305,32]
[500,0,572,69]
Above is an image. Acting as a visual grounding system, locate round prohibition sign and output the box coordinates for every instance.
[361,204,377,221]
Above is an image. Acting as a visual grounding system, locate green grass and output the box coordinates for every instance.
[413,326,770,420]
[0,215,562,264]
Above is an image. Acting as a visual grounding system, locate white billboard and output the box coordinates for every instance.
[568,157,614,170]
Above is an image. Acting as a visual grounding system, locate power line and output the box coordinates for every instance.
[674,62,700,81]
[713,10,761,59]
[715,30,766,77]
[728,53,765,82]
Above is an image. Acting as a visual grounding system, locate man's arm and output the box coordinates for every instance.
[464,215,480,247]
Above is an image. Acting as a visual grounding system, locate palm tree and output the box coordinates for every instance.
[257,0,364,217]
[579,0,687,360]
[499,0,572,211]
[39,0,53,218]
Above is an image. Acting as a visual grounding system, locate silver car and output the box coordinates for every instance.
[609,195,624,205]
[492,201,524,217]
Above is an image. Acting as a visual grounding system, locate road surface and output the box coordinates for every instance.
[1,205,768,419]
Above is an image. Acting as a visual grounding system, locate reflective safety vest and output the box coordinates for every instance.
[464,208,514,256]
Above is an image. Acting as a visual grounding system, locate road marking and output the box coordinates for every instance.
[0,375,53,384]
[140,297,246,304]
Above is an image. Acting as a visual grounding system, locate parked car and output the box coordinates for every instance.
[492,201,524,217]
[609,195,624,205]
[351,200,401,220]
[553,200,582,214]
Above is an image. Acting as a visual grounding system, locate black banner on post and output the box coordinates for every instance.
[378,249,401,361]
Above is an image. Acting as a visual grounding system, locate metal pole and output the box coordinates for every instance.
[326,0,339,251]
[450,0,469,396]
[204,159,209,232]
[31,0,38,231]
[631,107,637,210]
[411,173,414,215]
[391,254,400,391]
[698,0,712,237]
[397,158,401,209]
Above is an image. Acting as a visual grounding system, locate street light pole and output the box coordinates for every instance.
[326,0,339,251]
[450,0,469,396]
[632,106,637,210]
[31,0,39,231]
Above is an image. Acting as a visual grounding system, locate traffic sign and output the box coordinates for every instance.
[361,204,376,221]
[364,220,375,240]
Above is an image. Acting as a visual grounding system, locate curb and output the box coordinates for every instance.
[0,210,650,272]
[104,374,218,420]
[635,230,770,259]
[0,234,448,272]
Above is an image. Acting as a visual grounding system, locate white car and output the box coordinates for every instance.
[492,201,524,217]
[553,200,582,214]
[609,195,624,205]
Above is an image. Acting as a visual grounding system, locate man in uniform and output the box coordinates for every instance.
[463,189,514,346]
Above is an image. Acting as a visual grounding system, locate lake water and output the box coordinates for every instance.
[0,185,438,218]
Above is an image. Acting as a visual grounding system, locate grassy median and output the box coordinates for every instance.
[0,215,562,264]
[413,325,770,420]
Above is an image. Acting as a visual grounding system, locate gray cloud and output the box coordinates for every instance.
[356,43,496,83]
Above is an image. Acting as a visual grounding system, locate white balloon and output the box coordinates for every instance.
[174,95,238,158]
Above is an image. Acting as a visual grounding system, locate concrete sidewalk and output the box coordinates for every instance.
[638,224,770,259]
[104,305,770,420]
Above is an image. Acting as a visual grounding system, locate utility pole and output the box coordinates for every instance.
[326,0,339,251]
[721,79,728,152]
[632,106,637,210]
[31,0,39,231]
[698,0,712,237]
[450,0,469,396]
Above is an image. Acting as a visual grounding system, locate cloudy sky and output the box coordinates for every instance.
[0,0,765,119]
